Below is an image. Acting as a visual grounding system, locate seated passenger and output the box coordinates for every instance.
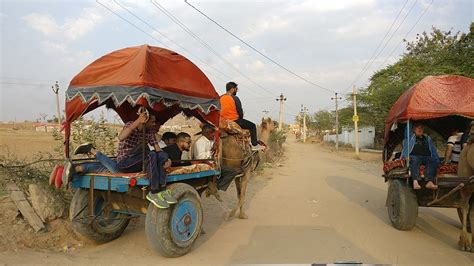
[193,124,238,193]
[158,132,177,149]
[402,123,440,190]
[162,132,192,167]
[116,110,175,209]
[220,81,263,151]
[443,128,463,164]
[460,121,474,149]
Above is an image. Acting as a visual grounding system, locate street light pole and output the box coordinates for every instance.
[331,92,342,150]
[276,93,287,130]
[51,81,62,127]
[353,85,360,156]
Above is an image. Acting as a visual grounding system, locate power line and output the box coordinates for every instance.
[97,0,236,89]
[344,0,410,92]
[184,0,334,94]
[376,0,434,70]
[149,0,283,98]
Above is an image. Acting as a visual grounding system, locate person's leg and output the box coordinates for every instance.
[146,151,175,207]
[147,151,160,193]
[409,155,422,189]
[217,165,237,191]
[235,119,258,146]
[156,151,169,188]
[94,151,120,173]
[77,162,107,173]
[117,155,143,173]
[425,156,439,189]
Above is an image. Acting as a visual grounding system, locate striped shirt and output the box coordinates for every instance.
[447,132,463,163]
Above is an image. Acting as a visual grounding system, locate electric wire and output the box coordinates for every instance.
[344,0,410,92]
[184,0,334,94]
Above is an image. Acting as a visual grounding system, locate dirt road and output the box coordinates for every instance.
[2,138,473,264]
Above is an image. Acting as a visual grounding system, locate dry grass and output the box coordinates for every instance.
[0,128,60,160]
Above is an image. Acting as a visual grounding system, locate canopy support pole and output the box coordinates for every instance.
[406,119,410,169]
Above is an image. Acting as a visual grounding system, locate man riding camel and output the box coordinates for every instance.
[220,81,263,151]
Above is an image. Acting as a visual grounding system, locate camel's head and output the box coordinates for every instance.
[261,117,276,132]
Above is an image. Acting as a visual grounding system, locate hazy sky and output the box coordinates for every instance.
[0,0,472,123]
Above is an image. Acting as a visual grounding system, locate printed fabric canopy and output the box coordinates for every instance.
[64,44,221,156]
[383,75,474,160]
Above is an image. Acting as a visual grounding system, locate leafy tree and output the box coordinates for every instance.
[359,23,474,140]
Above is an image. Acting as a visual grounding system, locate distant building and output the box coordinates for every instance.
[32,122,60,133]
[323,126,375,148]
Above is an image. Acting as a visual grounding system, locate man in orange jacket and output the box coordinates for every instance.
[220,81,263,151]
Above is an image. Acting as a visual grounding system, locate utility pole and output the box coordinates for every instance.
[331,92,342,150]
[352,85,360,156]
[276,93,287,130]
[51,81,62,127]
[301,105,308,142]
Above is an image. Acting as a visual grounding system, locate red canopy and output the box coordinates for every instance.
[384,75,474,143]
[64,44,221,157]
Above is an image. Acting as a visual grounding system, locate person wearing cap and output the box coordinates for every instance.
[193,124,238,193]
[220,81,263,151]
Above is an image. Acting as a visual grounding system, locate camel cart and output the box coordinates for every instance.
[382,75,474,238]
[53,45,225,257]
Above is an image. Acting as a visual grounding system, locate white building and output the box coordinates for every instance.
[323,126,375,148]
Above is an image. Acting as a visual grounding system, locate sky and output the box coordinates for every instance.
[0,0,472,124]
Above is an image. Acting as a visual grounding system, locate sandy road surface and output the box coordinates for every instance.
[1,138,473,264]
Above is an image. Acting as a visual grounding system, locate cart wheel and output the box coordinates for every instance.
[386,179,418,230]
[145,183,203,257]
[69,189,130,243]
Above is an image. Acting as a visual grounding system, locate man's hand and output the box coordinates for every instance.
[164,159,172,169]
[136,112,149,125]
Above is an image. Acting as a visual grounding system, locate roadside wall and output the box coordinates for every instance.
[323,126,375,148]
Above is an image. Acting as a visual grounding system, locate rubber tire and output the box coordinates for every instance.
[386,179,418,231]
[69,189,130,243]
[145,183,203,258]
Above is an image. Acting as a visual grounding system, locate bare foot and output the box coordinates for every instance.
[413,180,421,190]
[426,181,438,190]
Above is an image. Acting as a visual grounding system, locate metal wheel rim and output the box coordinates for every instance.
[170,198,200,247]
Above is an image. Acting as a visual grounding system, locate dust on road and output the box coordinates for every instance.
[1,137,473,264]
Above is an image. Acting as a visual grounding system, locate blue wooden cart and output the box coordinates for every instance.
[68,168,220,257]
[63,45,224,257]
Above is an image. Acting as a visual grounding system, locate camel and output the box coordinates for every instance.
[220,118,276,219]
[258,117,275,145]
[456,123,474,252]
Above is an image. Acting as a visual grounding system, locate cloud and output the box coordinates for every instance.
[289,0,375,13]
[40,41,67,54]
[245,15,289,38]
[22,7,103,41]
[228,45,249,58]
[40,40,94,66]
[247,60,265,71]
[22,13,58,35]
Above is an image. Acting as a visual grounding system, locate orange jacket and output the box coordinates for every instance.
[220,94,242,121]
